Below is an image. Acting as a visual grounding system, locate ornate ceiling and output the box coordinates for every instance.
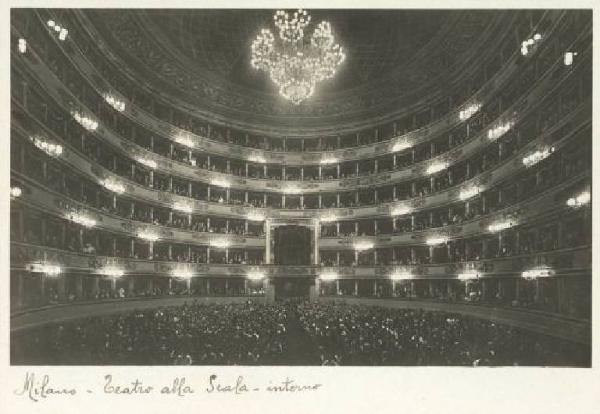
[80,9,505,134]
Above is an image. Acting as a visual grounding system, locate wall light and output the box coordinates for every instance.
[10,186,23,198]
[172,268,193,279]
[103,94,126,112]
[487,121,513,141]
[522,267,554,279]
[29,263,62,276]
[284,185,302,194]
[137,157,157,169]
[18,38,27,54]
[426,162,447,175]
[174,135,195,148]
[459,103,481,121]
[100,178,125,194]
[211,178,230,188]
[392,140,411,152]
[353,241,374,251]
[320,157,338,165]
[173,201,193,214]
[458,271,480,280]
[564,52,577,66]
[248,154,266,163]
[390,270,413,280]
[319,271,339,281]
[567,191,590,208]
[71,111,98,131]
[247,271,265,280]
[426,236,448,246]
[319,213,337,223]
[521,33,542,56]
[459,186,481,201]
[67,212,97,228]
[30,136,63,157]
[138,230,159,242]
[522,147,554,168]
[391,205,412,216]
[247,211,266,221]
[488,220,514,233]
[210,239,231,248]
[99,267,124,278]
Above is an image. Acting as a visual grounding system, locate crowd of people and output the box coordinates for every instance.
[12,301,589,366]
[12,301,288,365]
[296,303,589,366]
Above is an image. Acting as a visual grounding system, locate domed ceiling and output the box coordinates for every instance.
[81,9,503,134]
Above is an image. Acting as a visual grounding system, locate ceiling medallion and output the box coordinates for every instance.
[251,9,346,105]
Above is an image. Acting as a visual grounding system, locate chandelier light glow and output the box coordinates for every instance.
[251,9,346,104]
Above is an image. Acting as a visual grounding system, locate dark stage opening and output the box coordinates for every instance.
[273,225,311,265]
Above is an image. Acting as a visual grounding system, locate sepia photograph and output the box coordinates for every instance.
[8,6,592,371]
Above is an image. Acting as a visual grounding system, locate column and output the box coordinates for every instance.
[354,280,359,296]
[313,222,320,265]
[265,220,271,264]
[336,280,341,295]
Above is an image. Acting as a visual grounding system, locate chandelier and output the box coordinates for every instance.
[251,9,346,104]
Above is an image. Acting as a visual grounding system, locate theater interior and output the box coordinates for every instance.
[9,9,592,366]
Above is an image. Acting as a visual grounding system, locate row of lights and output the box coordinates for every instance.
[26,262,557,281]
[518,30,578,67]
[319,267,555,281]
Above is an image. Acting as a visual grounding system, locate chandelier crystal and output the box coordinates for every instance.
[251,9,346,104]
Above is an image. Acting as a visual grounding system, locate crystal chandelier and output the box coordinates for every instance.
[251,9,346,104]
